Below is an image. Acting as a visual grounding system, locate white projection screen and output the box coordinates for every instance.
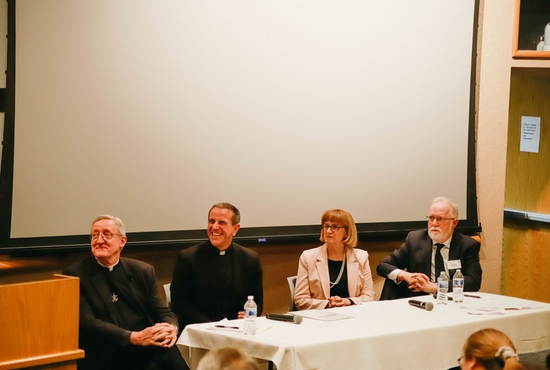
[1,0,479,250]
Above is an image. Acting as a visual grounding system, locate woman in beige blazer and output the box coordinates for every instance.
[294,209,374,310]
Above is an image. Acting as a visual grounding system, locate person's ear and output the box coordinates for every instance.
[232,223,241,236]
[452,218,459,228]
[119,235,127,249]
[465,357,479,370]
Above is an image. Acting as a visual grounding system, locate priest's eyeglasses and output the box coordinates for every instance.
[90,231,122,241]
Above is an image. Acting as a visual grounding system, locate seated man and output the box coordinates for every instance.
[63,215,187,370]
[170,202,263,328]
[376,196,482,299]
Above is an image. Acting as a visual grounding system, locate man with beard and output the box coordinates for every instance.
[376,197,482,299]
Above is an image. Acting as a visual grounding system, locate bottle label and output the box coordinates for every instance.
[438,281,448,290]
[244,308,257,318]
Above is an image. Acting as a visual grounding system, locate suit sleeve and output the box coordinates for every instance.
[294,251,328,310]
[142,264,179,328]
[81,289,133,349]
[376,239,411,278]
[62,265,132,351]
[459,238,482,292]
[247,253,264,316]
[350,251,375,304]
[170,251,211,328]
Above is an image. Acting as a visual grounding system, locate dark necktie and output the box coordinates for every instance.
[435,243,446,281]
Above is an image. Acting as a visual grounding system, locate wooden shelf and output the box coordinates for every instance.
[513,0,550,58]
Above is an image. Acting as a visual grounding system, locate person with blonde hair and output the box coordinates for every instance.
[459,328,524,370]
[294,209,374,310]
[197,347,259,370]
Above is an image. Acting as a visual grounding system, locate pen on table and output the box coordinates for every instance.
[464,294,481,299]
[215,325,240,329]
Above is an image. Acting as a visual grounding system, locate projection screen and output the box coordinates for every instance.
[0,0,479,251]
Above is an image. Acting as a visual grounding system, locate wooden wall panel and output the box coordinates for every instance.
[503,72,550,302]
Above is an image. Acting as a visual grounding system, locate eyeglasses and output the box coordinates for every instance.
[322,225,346,232]
[426,216,456,223]
[90,231,122,241]
[457,356,464,366]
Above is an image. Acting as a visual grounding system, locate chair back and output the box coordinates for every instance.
[287,276,297,311]
[164,283,171,307]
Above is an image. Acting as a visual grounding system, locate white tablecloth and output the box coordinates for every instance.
[177,293,550,370]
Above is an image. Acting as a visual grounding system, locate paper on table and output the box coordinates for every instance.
[299,310,353,321]
[461,301,540,316]
[206,318,271,333]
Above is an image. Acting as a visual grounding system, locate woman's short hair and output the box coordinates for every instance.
[462,328,524,370]
[319,209,358,248]
[91,215,126,236]
[197,347,259,370]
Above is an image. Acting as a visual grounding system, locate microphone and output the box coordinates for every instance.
[266,313,303,324]
[408,299,434,311]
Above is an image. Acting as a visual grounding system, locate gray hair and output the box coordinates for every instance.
[91,215,126,236]
[431,196,459,218]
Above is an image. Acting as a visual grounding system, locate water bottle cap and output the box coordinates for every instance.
[248,295,254,299]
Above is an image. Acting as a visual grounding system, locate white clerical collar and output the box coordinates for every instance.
[96,259,120,272]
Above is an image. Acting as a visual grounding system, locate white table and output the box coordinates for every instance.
[177,293,550,370]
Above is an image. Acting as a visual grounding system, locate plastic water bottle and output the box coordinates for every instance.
[243,295,257,335]
[452,269,464,303]
[437,271,449,305]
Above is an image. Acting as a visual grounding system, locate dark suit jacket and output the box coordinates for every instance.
[170,241,263,328]
[376,230,482,299]
[63,257,179,370]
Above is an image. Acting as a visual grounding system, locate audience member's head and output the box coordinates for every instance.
[460,328,523,370]
[197,347,259,370]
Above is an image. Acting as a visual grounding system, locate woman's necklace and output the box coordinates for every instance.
[329,248,346,288]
